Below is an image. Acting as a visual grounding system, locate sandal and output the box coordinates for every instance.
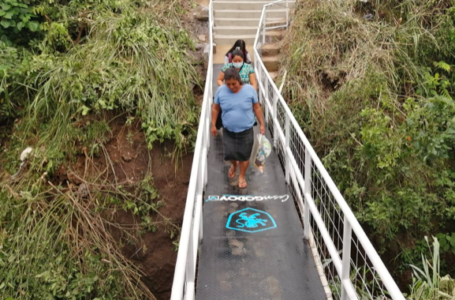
[228,164,237,179]
[238,180,247,189]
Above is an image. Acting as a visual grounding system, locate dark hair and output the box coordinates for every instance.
[224,68,243,84]
[231,49,245,61]
[225,39,250,63]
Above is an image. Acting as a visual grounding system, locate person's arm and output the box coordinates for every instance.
[217,71,225,86]
[211,104,221,136]
[253,103,265,135]
[249,72,258,91]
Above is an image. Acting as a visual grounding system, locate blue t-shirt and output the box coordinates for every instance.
[214,84,258,133]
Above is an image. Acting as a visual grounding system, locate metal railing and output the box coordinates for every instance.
[170,1,213,299]
[253,2,405,300]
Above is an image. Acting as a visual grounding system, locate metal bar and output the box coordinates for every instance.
[170,0,214,298]
[304,148,311,240]
[185,225,195,300]
[272,92,278,148]
[262,9,266,46]
[264,74,269,121]
[341,218,353,300]
[193,194,203,259]
[273,118,285,147]
[285,114,290,184]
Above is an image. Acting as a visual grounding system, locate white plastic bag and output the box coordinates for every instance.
[254,134,272,173]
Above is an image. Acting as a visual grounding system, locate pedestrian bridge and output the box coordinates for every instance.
[171,1,405,299]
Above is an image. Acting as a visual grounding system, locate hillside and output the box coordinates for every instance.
[280,0,455,293]
[0,0,205,298]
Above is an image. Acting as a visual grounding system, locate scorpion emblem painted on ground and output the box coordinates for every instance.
[226,207,277,233]
[235,213,268,228]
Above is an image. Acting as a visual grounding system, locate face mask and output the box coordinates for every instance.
[233,62,243,69]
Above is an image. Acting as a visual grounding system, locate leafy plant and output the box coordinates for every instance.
[281,0,455,287]
[436,233,455,255]
[0,0,39,32]
[408,236,455,299]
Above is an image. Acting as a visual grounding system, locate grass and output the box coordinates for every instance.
[0,0,201,298]
[280,0,455,288]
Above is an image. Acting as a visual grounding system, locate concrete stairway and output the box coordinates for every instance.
[213,0,293,80]
[213,0,294,45]
[261,42,282,81]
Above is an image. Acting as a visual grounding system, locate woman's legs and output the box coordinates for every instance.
[238,160,249,188]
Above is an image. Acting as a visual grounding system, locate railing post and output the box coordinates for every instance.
[206,93,211,150]
[304,148,311,240]
[272,93,278,148]
[262,10,266,46]
[264,74,269,121]
[285,115,290,184]
[341,218,353,300]
[186,227,195,299]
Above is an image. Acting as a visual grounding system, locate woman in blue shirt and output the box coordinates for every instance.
[211,68,265,189]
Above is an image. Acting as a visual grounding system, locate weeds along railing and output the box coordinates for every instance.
[254,2,405,300]
[170,1,213,300]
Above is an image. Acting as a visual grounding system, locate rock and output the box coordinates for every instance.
[195,43,205,51]
[122,151,133,162]
[20,147,33,161]
[194,5,209,21]
[78,183,89,198]
[363,13,374,21]
[198,34,206,42]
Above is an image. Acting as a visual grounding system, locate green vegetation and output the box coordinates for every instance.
[281,0,455,292]
[408,237,455,299]
[0,0,200,298]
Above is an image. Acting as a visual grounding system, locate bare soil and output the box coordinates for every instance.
[107,120,192,299]
[50,115,194,299]
[105,119,193,299]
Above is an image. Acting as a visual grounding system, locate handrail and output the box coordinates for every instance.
[253,1,405,300]
[170,1,213,299]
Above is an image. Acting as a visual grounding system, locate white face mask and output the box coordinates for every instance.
[233,62,243,69]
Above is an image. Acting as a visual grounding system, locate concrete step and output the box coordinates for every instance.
[213,1,294,10]
[264,30,285,43]
[214,30,284,45]
[214,44,256,63]
[214,17,285,27]
[263,55,279,72]
[214,9,288,19]
[261,42,281,56]
[214,25,258,36]
[214,34,256,45]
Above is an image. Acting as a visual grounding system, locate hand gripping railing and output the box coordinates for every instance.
[254,2,405,300]
[170,2,213,299]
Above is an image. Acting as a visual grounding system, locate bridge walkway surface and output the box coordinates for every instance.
[194,64,327,300]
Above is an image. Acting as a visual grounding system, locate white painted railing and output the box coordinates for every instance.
[170,1,213,299]
[254,2,405,300]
